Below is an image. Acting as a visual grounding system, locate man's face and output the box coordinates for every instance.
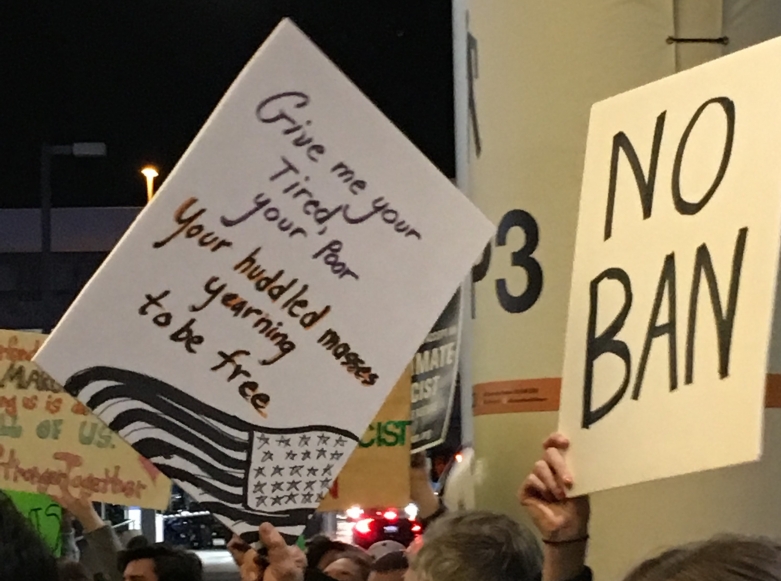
[123,558,158,581]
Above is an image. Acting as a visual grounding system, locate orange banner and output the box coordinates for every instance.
[473,378,560,415]
[474,375,781,416]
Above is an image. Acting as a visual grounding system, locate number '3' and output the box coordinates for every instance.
[472,209,543,315]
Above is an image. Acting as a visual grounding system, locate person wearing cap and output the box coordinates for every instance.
[366,541,406,562]
[367,552,407,581]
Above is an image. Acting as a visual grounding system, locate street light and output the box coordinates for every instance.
[40,142,107,332]
[141,166,159,202]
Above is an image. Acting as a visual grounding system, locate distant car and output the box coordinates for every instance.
[349,507,421,549]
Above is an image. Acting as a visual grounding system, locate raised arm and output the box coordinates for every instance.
[519,433,591,581]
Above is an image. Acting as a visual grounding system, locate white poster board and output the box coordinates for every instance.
[34,19,493,540]
[559,36,781,495]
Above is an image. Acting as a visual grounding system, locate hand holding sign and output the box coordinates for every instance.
[519,434,589,543]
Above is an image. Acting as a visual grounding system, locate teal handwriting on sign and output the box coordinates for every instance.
[359,420,412,448]
[0,414,22,438]
[36,419,63,440]
[79,421,115,448]
[4,490,62,557]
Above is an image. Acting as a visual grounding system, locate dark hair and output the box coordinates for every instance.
[371,551,408,573]
[0,493,58,581]
[118,543,203,581]
[623,535,781,581]
[125,535,150,551]
[58,560,91,581]
[306,535,350,569]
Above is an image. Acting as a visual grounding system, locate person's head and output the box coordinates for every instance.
[369,551,408,581]
[624,535,781,581]
[58,560,91,581]
[368,541,406,562]
[0,492,58,581]
[119,543,203,581]
[306,535,351,570]
[126,535,151,551]
[408,511,542,581]
[323,552,373,581]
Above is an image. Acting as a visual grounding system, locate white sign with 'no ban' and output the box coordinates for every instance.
[560,36,781,495]
[33,20,494,540]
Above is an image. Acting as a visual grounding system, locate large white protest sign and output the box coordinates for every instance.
[559,37,781,495]
[33,19,493,540]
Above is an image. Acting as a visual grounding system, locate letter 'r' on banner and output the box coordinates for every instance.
[559,36,781,495]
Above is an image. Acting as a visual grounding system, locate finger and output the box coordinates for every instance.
[259,522,290,565]
[290,545,307,571]
[410,452,427,469]
[533,460,563,501]
[240,549,262,581]
[542,432,570,451]
[229,534,251,550]
[544,446,573,489]
[519,473,552,503]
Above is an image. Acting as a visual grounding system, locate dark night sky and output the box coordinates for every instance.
[1,1,454,208]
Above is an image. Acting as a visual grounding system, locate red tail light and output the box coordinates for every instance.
[383,510,398,521]
[355,518,373,535]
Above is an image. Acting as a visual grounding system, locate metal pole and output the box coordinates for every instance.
[40,145,53,333]
[452,0,474,446]
[140,508,157,543]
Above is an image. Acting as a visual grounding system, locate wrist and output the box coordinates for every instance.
[542,536,588,581]
[80,512,106,533]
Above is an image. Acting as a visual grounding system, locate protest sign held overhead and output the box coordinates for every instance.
[0,331,170,508]
[34,19,494,541]
[411,290,461,452]
[559,36,781,495]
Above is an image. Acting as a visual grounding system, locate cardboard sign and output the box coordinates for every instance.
[5,490,62,556]
[318,367,411,511]
[559,37,781,494]
[0,331,170,508]
[411,291,460,452]
[34,19,493,540]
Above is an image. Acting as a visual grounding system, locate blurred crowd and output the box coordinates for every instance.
[3,435,780,581]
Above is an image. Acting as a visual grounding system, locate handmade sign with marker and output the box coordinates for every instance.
[559,36,781,494]
[34,19,493,540]
[0,330,171,508]
[5,490,62,556]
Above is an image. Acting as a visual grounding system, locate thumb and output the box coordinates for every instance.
[259,523,289,565]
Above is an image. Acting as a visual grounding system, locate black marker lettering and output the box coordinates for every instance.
[603,112,666,241]
[672,97,735,215]
[583,268,633,429]
[632,253,678,400]
[685,227,747,384]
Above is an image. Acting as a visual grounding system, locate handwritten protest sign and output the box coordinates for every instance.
[0,331,170,508]
[411,291,460,452]
[5,490,62,556]
[319,367,411,511]
[559,37,781,494]
[34,19,493,540]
